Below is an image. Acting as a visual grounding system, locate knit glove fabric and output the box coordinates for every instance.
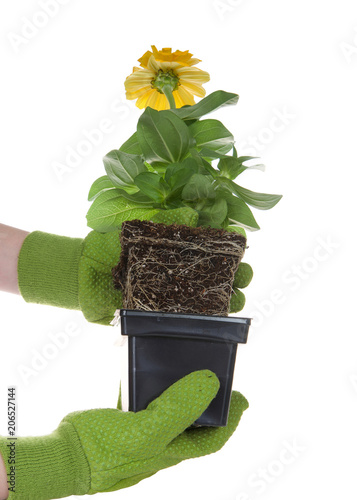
[0,371,249,499]
[17,208,253,325]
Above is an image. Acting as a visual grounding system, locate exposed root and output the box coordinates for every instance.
[112,220,247,316]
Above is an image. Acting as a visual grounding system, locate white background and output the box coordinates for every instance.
[0,0,356,499]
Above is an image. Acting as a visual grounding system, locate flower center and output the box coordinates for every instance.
[152,70,180,94]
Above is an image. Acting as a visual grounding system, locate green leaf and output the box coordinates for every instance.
[189,119,234,155]
[114,188,154,206]
[198,148,261,165]
[219,178,282,210]
[200,159,219,178]
[165,157,198,190]
[217,160,265,180]
[198,197,228,227]
[86,190,160,232]
[103,150,147,191]
[88,176,116,201]
[171,91,239,121]
[197,147,228,160]
[182,173,215,201]
[197,148,264,178]
[224,193,260,231]
[134,172,170,204]
[119,132,142,155]
[232,184,282,210]
[217,157,246,179]
[164,159,199,208]
[235,156,261,164]
[219,156,264,180]
[227,225,247,238]
[189,148,218,178]
[137,107,191,165]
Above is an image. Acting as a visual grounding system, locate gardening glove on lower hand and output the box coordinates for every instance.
[0,371,249,500]
[17,208,253,325]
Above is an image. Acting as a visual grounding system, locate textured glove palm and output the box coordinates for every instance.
[0,371,249,499]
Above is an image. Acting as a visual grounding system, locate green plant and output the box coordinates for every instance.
[86,91,282,233]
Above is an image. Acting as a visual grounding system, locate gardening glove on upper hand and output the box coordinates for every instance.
[230,262,253,312]
[0,371,249,500]
[17,208,252,325]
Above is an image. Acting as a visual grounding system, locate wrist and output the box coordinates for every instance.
[0,423,90,499]
[0,451,8,499]
[17,231,84,310]
[0,224,29,295]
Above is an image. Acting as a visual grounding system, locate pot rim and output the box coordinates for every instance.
[120,309,251,343]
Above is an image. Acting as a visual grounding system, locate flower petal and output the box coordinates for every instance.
[183,58,201,67]
[151,46,201,67]
[125,68,155,83]
[173,89,185,108]
[126,47,208,109]
[146,56,181,74]
[146,89,162,109]
[176,86,195,107]
[125,69,155,94]
[147,55,161,73]
[136,89,156,109]
[159,61,182,71]
[175,66,210,83]
[138,50,154,68]
[156,92,170,111]
[126,85,153,99]
[179,80,206,98]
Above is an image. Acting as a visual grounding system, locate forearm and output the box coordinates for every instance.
[0,224,118,323]
[0,224,29,295]
[0,452,8,500]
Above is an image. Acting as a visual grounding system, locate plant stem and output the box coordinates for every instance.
[162,85,176,109]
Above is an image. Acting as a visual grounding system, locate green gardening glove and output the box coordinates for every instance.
[18,208,253,325]
[0,371,248,499]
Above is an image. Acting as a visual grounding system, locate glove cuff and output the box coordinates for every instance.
[0,423,90,499]
[17,231,84,310]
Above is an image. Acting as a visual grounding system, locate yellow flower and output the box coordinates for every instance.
[125,45,210,110]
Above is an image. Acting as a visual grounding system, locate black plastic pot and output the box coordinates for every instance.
[119,309,251,427]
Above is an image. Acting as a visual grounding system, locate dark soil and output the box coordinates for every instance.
[112,220,247,316]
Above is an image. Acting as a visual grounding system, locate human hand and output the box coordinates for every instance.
[0,371,248,499]
[17,207,252,324]
[80,207,252,322]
